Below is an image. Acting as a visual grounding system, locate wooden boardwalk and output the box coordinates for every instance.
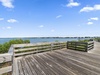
[17,49,100,75]
[1,41,100,75]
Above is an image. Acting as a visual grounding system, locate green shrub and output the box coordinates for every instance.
[23,40,30,43]
[0,39,30,53]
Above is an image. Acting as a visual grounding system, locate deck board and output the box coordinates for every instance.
[56,50,100,68]
[47,51,100,74]
[17,49,100,75]
[17,60,24,75]
[0,66,12,74]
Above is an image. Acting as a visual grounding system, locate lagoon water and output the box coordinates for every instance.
[0,37,88,44]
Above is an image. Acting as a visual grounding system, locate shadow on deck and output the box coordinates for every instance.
[17,49,100,75]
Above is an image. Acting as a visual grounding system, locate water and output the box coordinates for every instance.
[0,37,89,44]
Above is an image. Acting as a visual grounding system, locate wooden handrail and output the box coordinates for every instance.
[0,42,66,75]
[67,41,94,52]
[0,53,12,75]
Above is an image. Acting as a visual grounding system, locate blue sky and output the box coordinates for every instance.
[0,0,100,37]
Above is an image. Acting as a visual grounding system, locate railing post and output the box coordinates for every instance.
[36,43,39,54]
[59,42,61,49]
[8,45,14,75]
[9,45,19,75]
[67,42,69,49]
[85,43,88,52]
[51,43,53,51]
[75,42,77,50]
[92,42,94,49]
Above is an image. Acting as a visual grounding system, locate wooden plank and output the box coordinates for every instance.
[13,43,49,48]
[15,48,66,57]
[25,57,38,75]
[15,51,38,57]
[32,55,62,75]
[20,59,29,75]
[17,60,24,75]
[13,42,66,48]
[21,58,33,75]
[47,52,100,75]
[15,47,38,52]
[0,53,12,63]
[8,45,14,55]
[16,49,100,75]
[43,53,82,75]
[0,66,12,74]
[14,46,51,52]
[15,49,51,57]
[26,56,46,75]
[55,50,100,68]
[88,41,94,44]
[67,41,94,52]
[62,50,100,63]
[35,54,77,75]
[12,58,19,75]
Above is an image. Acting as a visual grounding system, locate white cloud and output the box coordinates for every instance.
[80,4,100,12]
[51,29,55,32]
[7,19,18,23]
[39,25,44,28]
[0,18,4,21]
[89,17,99,21]
[7,26,11,29]
[88,17,99,21]
[56,15,62,18]
[67,0,80,7]
[87,22,93,25]
[0,0,14,8]
[2,26,11,29]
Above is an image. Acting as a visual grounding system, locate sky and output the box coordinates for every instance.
[0,0,100,37]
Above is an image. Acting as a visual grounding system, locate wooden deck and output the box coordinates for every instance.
[1,41,100,75]
[17,49,100,75]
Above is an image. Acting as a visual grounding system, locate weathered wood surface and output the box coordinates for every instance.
[13,42,65,48]
[88,41,100,55]
[0,53,12,63]
[0,66,12,74]
[12,58,19,75]
[17,49,100,75]
[67,41,94,52]
[14,42,66,57]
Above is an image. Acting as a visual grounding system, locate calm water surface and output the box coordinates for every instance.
[0,38,89,44]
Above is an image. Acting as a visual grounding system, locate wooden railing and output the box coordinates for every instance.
[0,46,13,75]
[0,42,66,75]
[14,42,66,57]
[67,41,94,52]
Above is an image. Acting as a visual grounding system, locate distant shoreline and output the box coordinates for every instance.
[0,36,98,39]
[0,37,96,44]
